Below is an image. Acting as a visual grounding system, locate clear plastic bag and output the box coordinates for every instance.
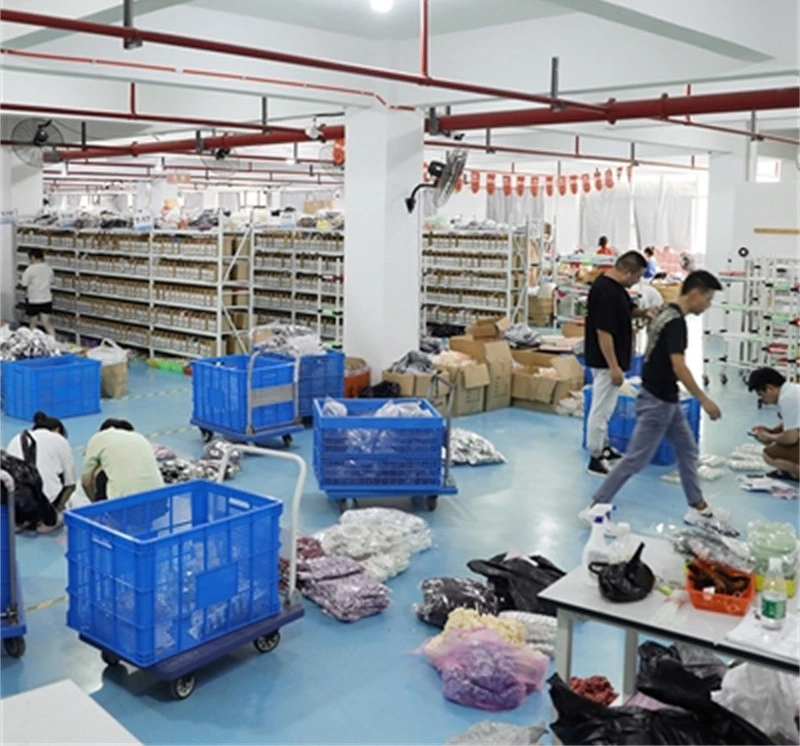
[321,397,348,417]
[415,577,498,627]
[450,429,506,466]
[445,720,547,745]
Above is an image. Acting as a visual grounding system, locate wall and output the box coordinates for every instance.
[732,181,800,262]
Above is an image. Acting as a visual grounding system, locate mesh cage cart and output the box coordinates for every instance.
[1,470,27,658]
[65,449,307,700]
[190,328,303,448]
[313,375,457,512]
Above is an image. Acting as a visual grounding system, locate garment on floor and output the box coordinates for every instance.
[155,439,242,484]
[498,611,558,657]
[450,429,506,466]
[444,720,547,745]
[0,325,63,361]
[503,324,542,349]
[422,627,548,711]
[279,536,326,590]
[569,675,617,706]
[297,555,390,622]
[711,663,800,744]
[425,607,527,649]
[466,552,565,616]
[415,577,498,627]
[738,475,799,499]
[389,350,435,374]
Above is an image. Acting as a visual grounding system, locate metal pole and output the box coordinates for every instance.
[122,0,142,49]
[420,0,429,77]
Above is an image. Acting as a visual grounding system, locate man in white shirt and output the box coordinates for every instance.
[748,367,800,481]
[21,248,55,335]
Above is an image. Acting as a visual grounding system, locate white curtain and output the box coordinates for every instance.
[579,182,632,250]
[633,178,696,252]
[486,191,544,227]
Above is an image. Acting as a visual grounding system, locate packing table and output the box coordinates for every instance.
[539,534,799,702]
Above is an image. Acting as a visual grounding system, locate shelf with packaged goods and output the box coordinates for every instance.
[77,312,151,329]
[423,300,507,312]
[151,299,218,312]
[424,265,509,275]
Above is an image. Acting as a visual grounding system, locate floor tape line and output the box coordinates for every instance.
[24,595,68,613]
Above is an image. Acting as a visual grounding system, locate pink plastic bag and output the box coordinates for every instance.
[422,628,548,711]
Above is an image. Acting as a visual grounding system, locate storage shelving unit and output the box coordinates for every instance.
[251,228,344,348]
[421,223,531,328]
[707,255,800,382]
[14,219,252,359]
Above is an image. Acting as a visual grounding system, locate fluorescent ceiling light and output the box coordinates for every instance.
[371,0,393,13]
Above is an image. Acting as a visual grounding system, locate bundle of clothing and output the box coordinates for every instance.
[450,429,506,466]
[390,350,435,374]
[420,336,446,355]
[738,475,799,499]
[445,721,546,746]
[153,439,242,484]
[315,507,433,583]
[279,536,326,591]
[728,442,768,472]
[254,323,325,357]
[297,555,390,622]
[670,529,751,573]
[1,326,62,361]
[503,324,542,349]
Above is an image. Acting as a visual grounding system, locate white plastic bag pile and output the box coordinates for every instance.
[255,323,324,357]
[0,325,63,361]
[314,507,433,583]
[450,429,506,466]
[728,443,768,472]
[499,610,557,657]
[555,391,583,418]
[661,454,727,484]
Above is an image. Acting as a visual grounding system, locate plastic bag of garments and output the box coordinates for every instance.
[638,641,726,692]
[422,627,548,711]
[589,542,655,602]
[466,553,565,616]
[549,672,772,745]
[499,610,557,657]
[712,663,800,743]
[450,429,506,466]
[445,720,547,745]
[416,577,498,627]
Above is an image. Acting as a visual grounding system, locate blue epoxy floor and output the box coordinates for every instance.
[1,359,798,745]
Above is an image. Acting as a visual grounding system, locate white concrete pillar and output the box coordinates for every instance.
[343,107,424,376]
[1,149,43,321]
[705,140,748,275]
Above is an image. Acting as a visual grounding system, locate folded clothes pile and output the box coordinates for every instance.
[503,324,542,349]
[298,555,390,622]
[279,536,326,590]
[390,350,435,374]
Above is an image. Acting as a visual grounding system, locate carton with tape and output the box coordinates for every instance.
[511,352,584,413]
[465,315,511,340]
[449,336,513,411]
[433,362,489,416]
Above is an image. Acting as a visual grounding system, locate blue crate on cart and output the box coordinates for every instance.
[1,355,101,420]
[313,398,446,492]
[582,387,701,466]
[191,355,296,434]
[263,350,345,418]
[65,480,282,668]
[579,354,643,385]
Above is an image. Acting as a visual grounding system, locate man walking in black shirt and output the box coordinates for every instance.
[580,271,728,528]
[584,251,650,476]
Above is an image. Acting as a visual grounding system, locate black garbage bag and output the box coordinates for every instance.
[549,673,772,745]
[359,381,401,398]
[415,577,498,628]
[638,641,727,692]
[466,554,565,616]
[589,542,654,602]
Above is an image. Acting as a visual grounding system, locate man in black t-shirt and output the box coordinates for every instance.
[580,270,730,530]
[584,251,651,476]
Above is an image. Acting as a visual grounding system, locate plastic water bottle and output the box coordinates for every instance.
[583,508,610,586]
[760,556,788,631]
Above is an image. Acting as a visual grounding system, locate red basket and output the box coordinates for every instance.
[686,568,755,616]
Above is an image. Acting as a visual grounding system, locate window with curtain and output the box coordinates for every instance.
[633,177,696,253]
[579,182,632,250]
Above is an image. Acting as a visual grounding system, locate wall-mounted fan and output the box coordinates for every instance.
[317,138,345,175]
[10,119,65,167]
[405,147,467,213]
[199,146,247,174]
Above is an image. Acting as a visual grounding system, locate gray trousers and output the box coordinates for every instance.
[593,388,703,507]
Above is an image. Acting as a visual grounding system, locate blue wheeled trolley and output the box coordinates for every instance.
[190,328,302,448]
[66,448,308,700]
[1,470,27,658]
[313,375,457,513]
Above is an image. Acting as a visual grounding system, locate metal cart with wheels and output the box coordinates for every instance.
[1,470,27,658]
[190,327,303,448]
[67,449,308,700]
[313,374,457,512]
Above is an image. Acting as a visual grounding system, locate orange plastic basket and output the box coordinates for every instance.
[344,368,371,398]
[686,568,755,616]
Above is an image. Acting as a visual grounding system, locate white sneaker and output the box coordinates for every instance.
[683,505,731,527]
[578,503,614,526]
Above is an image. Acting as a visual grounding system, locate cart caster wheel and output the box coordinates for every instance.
[199,428,214,444]
[282,434,293,447]
[720,374,728,385]
[426,496,438,511]
[3,637,25,658]
[101,650,121,666]
[253,631,280,653]
[338,499,348,514]
[702,375,710,388]
[169,674,196,700]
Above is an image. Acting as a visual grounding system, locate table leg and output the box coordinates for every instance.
[554,609,574,681]
[622,627,639,700]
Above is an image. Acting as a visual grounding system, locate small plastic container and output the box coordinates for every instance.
[686,567,756,616]
[747,521,797,598]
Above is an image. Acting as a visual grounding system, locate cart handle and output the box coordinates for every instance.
[215,446,307,603]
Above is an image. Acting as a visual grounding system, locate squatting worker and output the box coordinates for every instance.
[580,270,730,529]
[82,419,163,501]
[747,367,799,481]
[584,251,654,477]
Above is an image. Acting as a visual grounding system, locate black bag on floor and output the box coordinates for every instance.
[588,542,655,602]
[416,577,498,628]
[1,434,54,526]
[466,553,565,616]
[359,381,401,398]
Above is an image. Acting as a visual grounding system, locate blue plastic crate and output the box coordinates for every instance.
[65,480,282,668]
[313,398,446,492]
[263,351,345,418]
[582,387,700,466]
[191,355,296,435]
[1,355,101,420]
[580,354,644,385]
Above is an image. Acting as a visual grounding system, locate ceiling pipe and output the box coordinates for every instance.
[0,8,608,114]
[420,0,429,78]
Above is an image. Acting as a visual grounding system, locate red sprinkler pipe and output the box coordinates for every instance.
[0,9,608,114]
[420,0,429,78]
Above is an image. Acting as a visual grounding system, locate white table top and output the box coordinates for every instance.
[1,679,141,745]
[540,534,800,673]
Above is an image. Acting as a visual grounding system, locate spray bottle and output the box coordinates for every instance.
[583,504,612,586]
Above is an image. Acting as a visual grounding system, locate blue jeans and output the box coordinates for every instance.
[592,388,703,507]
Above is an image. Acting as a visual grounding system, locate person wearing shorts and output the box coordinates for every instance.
[21,248,55,335]
[747,367,800,481]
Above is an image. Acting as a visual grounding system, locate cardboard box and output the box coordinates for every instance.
[434,362,490,417]
[381,369,452,414]
[561,321,585,339]
[449,336,513,411]
[465,315,511,340]
[511,354,584,413]
[231,261,250,281]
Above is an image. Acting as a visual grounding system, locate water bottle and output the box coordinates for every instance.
[760,556,788,631]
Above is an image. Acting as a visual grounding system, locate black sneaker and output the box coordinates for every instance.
[602,446,624,461]
[587,457,610,477]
